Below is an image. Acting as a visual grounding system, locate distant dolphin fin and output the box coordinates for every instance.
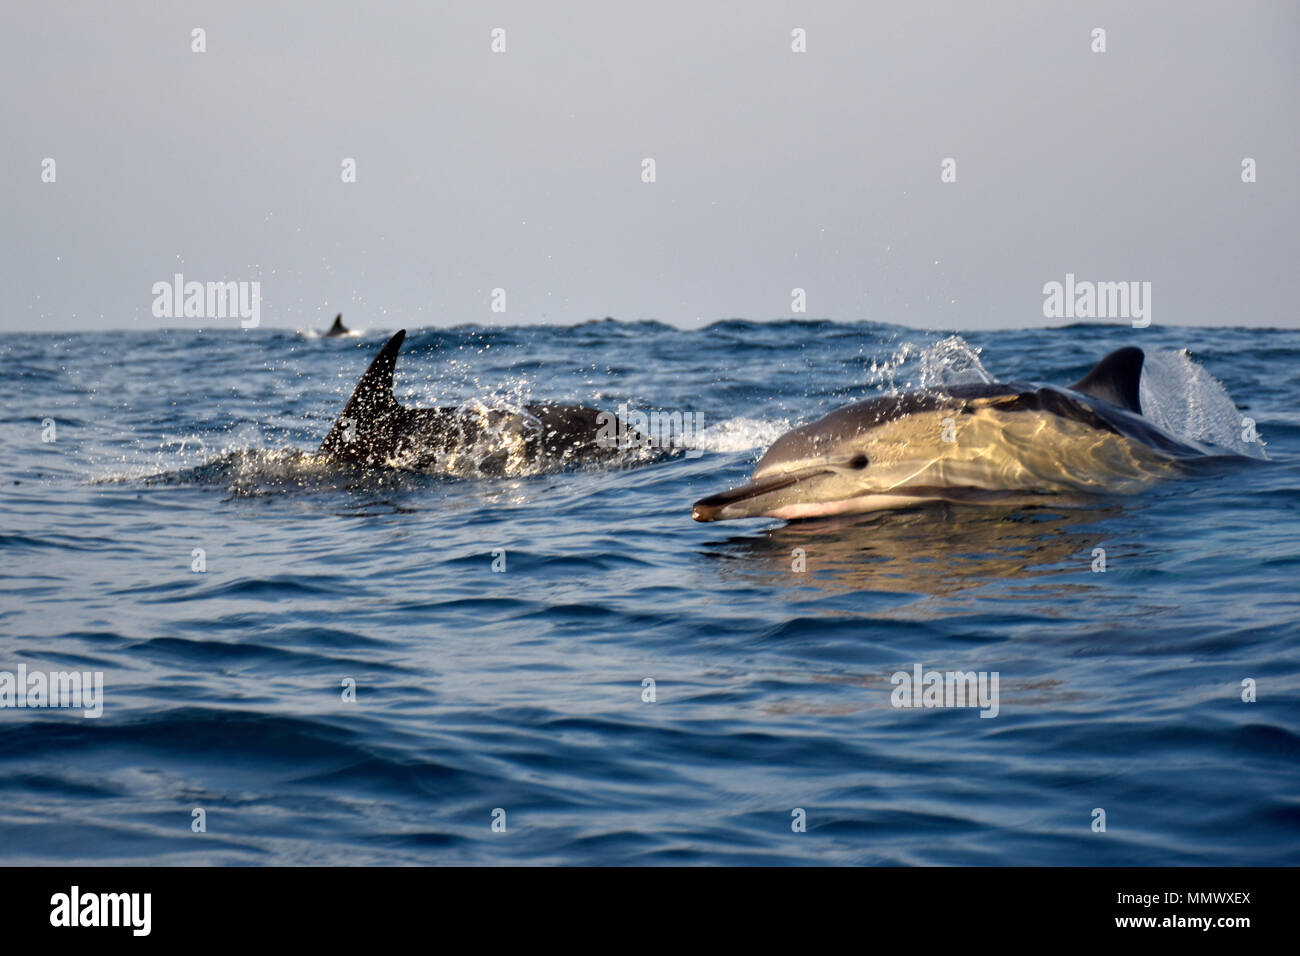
[327,313,347,334]
[1068,346,1144,414]
[318,330,406,457]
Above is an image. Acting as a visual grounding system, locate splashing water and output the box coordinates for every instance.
[918,335,995,389]
[688,416,792,453]
[863,342,922,392]
[1140,349,1267,459]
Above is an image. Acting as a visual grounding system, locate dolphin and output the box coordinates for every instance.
[323,313,351,337]
[692,346,1219,522]
[318,330,639,474]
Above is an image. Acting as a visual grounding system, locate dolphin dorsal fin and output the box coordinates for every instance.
[342,329,404,418]
[1068,346,1144,414]
[328,314,346,333]
[318,330,406,456]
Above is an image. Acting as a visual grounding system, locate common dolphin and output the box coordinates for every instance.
[318,330,639,473]
[324,313,351,337]
[692,347,1219,521]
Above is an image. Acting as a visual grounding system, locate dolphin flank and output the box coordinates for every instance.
[318,329,636,473]
[692,346,1222,522]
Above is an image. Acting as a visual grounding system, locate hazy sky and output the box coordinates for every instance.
[2,0,1296,332]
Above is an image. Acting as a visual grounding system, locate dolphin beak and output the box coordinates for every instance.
[692,470,830,522]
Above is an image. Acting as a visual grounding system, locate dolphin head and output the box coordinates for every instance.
[692,393,962,521]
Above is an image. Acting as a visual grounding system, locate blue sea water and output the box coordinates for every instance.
[1,320,1297,866]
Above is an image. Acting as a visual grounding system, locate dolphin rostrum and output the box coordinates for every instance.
[692,347,1218,521]
[319,330,639,474]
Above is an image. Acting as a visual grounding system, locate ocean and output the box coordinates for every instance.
[1,320,1297,865]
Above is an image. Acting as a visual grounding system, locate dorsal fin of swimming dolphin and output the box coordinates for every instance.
[325,313,349,337]
[317,329,658,470]
[318,329,406,458]
[1067,346,1144,414]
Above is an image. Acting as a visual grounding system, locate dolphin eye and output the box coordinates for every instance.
[847,453,869,470]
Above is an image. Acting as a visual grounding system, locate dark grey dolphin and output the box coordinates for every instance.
[318,330,634,473]
[323,313,351,337]
[692,347,1217,521]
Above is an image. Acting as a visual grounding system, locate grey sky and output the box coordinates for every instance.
[2,0,1296,332]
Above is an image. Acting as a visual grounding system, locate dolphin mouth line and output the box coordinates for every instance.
[692,469,832,521]
[691,471,1062,521]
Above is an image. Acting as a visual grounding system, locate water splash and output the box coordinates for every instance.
[1140,349,1267,459]
[858,335,993,394]
[918,335,995,389]
[688,416,791,453]
[863,342,921,392]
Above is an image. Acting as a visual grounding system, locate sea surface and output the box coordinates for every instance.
[1,320,1297,865]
